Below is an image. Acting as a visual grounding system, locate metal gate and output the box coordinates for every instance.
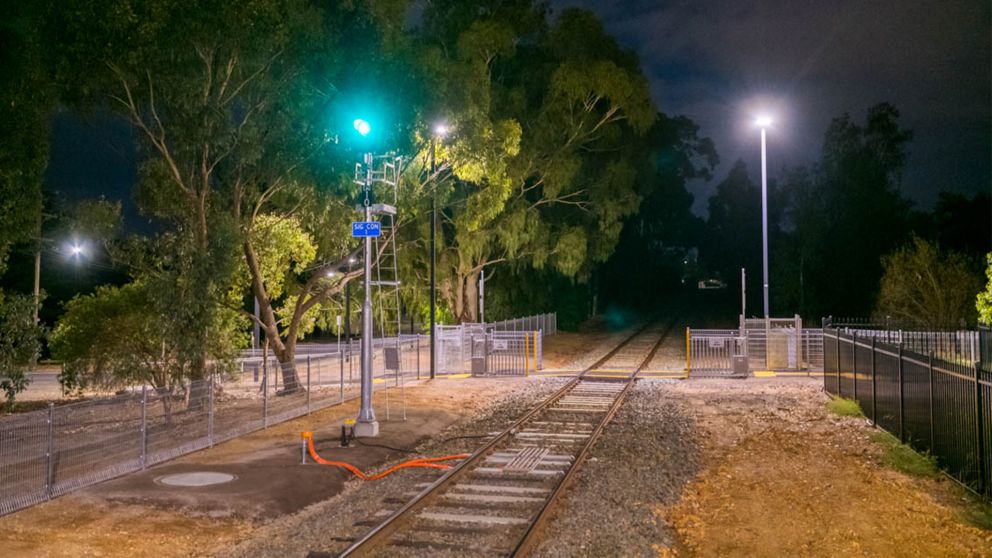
[485,331,539,376]
[687,329,747,377]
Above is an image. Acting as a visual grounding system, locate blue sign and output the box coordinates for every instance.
[351,221,381,238]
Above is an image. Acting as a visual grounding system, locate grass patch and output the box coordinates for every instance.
[871,431,939,478]
[826,396,863,417]
[962,503,992,530]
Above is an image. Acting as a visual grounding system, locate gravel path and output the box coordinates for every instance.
[217,377,567,558]
[533,380,699,557]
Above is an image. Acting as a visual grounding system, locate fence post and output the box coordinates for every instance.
[836,330,842,397]
[263,371,269,428]
[897,343,905,443]
[140,385,148,469]
[870,337,877,424]
[306,356,312,415]
[852,331,858,402]
[928,352,935,453]
[975,362,987,496]
[417,335,421,380]
[45,402,54,499]
[339,350,344,402]
[208,375,214,447]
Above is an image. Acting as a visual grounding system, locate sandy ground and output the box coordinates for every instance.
[662,378,992,557]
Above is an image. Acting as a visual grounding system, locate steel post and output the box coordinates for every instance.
[263,371,269,428]
[306,356,312,415]
[928,353,935,452]
[45,402,54,499]
[975,362,987,495]
[870,338,877,424]
[140,385,147,468]
[760,126,769,319]
[897,343,905,443]
[430,139,437,380]
[208,375,214,447]
[852,331,858,402]
[355,153,379,437]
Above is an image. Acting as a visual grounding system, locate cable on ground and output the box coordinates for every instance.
[302,432,469,481]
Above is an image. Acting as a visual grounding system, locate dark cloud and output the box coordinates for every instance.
[553,0,991,215]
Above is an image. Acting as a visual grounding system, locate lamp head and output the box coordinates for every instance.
[433,123,449,137]
[755,116,772,128]
[353,118,371,137]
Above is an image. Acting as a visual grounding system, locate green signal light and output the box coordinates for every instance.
[353,119,371,136]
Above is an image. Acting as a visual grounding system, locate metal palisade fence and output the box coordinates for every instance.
[486,313,557,336]
[0,335,427,517]
[823,327,991,499]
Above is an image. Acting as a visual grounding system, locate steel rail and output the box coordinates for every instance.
[330,319,673,558]
[510,320,673,557]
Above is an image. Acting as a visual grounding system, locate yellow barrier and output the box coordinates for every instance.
[524,333,530,377]
[533,331,538,372]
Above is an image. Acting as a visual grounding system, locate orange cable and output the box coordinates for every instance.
[303,434,469,481]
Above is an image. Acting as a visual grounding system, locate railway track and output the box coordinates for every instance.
[325,320,674,557]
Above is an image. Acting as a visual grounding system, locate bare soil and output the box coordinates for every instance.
[662,378,992,557]
[5,332,990,558]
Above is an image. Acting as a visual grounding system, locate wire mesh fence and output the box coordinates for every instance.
[0,335,429,517]
[485,313,557,336]
[824,328,990,500]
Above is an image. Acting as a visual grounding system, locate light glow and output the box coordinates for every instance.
[755,116,772,128]
[70,244,84,256]
[326,270,336,277]
[433,123,449,137]
[353,118,371,136]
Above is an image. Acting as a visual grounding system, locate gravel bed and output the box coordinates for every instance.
[533,380,699,557]
[217,377,567,558]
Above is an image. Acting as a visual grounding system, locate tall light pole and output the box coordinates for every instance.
[429,123,448,380]
[353,119,378,438]
[756,116,771,320]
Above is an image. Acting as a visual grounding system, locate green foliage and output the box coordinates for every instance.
[870,432,938,478]
[978,253,992,327]
[875,237,982,329]
[404,3,659,323]
[0,3,50,277]
[51,279,245,392]
[0,294,45,409]
[826,396,863,417]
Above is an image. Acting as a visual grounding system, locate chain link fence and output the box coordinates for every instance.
[0,335,428,517]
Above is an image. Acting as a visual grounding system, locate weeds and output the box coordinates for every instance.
[826,396,863,417]
[870,432,938,478]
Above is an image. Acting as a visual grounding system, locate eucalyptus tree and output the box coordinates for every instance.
[410,4,657,323]
[45,0,424,391]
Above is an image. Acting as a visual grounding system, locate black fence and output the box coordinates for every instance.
[823,328,991,499]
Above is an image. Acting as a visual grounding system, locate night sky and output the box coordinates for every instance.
[46,1,991,219]
[554,0,991,215]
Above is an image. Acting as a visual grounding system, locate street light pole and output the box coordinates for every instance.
[430,137,437,380]
[354,152,379,437]
[759,123,770,319]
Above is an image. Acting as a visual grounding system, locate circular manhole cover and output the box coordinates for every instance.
[156,472,236,487]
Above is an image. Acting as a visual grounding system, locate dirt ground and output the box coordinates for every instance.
[662,378,992,557]
[0,377,528,558]
[4,328,991,557]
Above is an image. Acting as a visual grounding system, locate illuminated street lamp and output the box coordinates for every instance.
[430,122,449,380]
[755,115,771,319]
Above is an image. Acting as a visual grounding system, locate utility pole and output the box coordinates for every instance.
[430,137,438,380]
[355,152,379,437]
